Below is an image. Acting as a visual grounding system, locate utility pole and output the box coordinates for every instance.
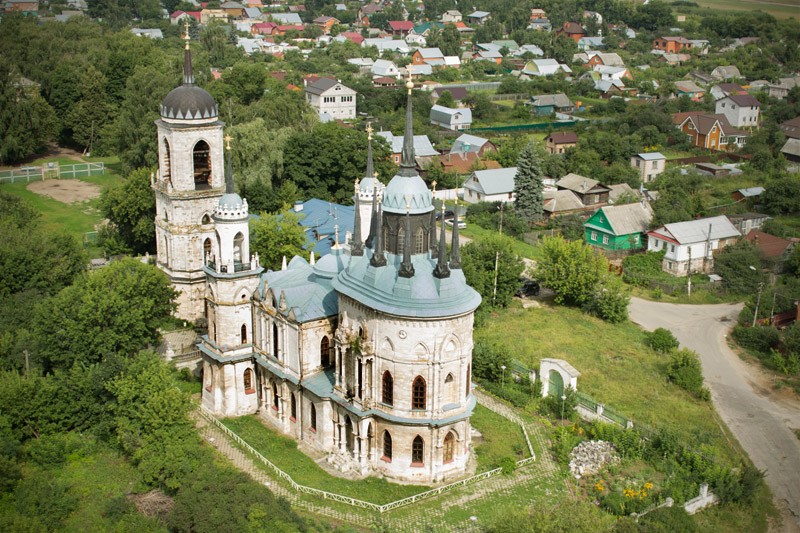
[753,281,764,327]
[687,246,692,296]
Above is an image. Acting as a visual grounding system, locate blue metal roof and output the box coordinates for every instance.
[294,199,355,256]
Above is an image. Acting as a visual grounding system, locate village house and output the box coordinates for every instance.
[659,53,692,66]
[673,112,748,151]
[441,10,462,23]
[673,80,705,101]
[584,52,624,68]
[527,9,551,31]
[466,11,491,24]
[528,93,574,116]
[431,86,468,105]
[727,213,770,235]
[521,59,571,77]
[463,167,517,204]
[710,83,748,100]
[371,59,401,79]
[781,138,800,163]
[631,152,666,183]
[715,94,761,129]
[711,65,741,81]
[375,131,439,167]
[744,231,797,272]
[412,47,445,67]
[542,190,587,219]
[584,202,654,251]
[171,10,202,25]
[388,20,414,37]
[546,132,578,154]
[201,8,229,24]
[313,16,339,34]
[647,216,741,276]
[220,1,246,18]
[556,21,586,43]
[430,105,472,130]
[556,174,611,207]
[3,0,38,15]
[652,36,694,53]
[450,134,496,157]
[577,37,605,51]
[305,79,357,120]
[779,116,800,139]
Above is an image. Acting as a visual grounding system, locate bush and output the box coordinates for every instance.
[714,464,764,504]
[622,251,665,286]
[644,328,679,353]
[636,506,697,532]
[584,278,630,323]
[499,456,517,475]
[481,380,531,408]
[472,341,512,382]
[666,349,707,399]
[540,386,578,420]
[731,325,780,354]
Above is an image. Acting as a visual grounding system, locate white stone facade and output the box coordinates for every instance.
[305,82,357,120]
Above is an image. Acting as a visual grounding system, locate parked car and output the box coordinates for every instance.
[515,279,540,298]
[445,219,466,229]
[435,209,455,220]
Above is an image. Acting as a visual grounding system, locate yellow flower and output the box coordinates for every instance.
[644,482,653,490]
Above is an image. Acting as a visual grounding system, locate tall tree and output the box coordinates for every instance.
[513,142,545,224]
[462,233,526,308]
[100,167,157,255]
[536,236,607,306]
[249,210,307,270]
[65,66,111,152]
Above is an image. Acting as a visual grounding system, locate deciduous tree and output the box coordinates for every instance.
[250,209,307,271]
[536,236,607,306]
[462,233,526,308]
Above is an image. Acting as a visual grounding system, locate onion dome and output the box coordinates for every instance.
[160,29,218,121]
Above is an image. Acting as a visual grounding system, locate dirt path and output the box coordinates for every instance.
[629,298,800,532]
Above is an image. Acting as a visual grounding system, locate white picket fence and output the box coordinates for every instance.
[0,162,104,184]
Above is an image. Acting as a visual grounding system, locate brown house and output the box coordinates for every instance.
[744,230,797,272]
[673,112,748,152]
[556,22,586,43]
[545,131,578,154]
[556,173,611,206]
[652,36,694,53]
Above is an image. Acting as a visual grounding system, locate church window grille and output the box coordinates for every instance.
[310,403,317,431]
[272,382,279,410]
[192,140,212,189]
[382,431,392,461]
[412,376,426,410]
[382,371,393,405]
[241,324,247,344]
[415,227,425,253]
[321,336,331,368]
[290,393,296,421]
[397,227,405,255]
[233,232,244,264]
[443,432,455,463]
[272,323,279,359]
[412,435,424,465]
[243,368,254,393]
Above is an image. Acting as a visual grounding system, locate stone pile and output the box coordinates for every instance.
[569,440,619,478]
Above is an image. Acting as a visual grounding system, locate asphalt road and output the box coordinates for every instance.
[628,297,800,532]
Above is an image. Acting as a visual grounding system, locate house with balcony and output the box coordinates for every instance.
[673,112,748,151]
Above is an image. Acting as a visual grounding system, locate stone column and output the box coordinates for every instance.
[338,421,346,452]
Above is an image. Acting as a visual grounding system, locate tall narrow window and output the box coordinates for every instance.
[192,140,211,189]
[310,403,317,431]
[290,393,296,421]
[415,227,425,253]
[382,431,392,461]
[443,432,455,463]
[382,371,393,405]
[397,227,405,255]
[241,324,247,344]
[412,435,424,464]
[162,138,171,181]
[466,364,471,398]
[204,238,212,262]
[233,232,244,264]
[272,323,279,359]
[320,336,330,368]
[243,368,253,393]
[412,376,426,410]
[271,382,278,410]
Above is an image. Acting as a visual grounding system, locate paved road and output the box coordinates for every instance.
[629,298,800,532]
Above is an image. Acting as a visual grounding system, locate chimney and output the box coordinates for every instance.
[293,200,304,212]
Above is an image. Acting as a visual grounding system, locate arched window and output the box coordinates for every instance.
[233,232,244,263]
[162,138,171,181]
[320,337,330,368]
[272,323,279,359]
[271,382,279,410]
[382,371,393,406]
[204,238,212,262]
[466,364,471,399]
[202,214,211,225]
[412,435,424,465]
[241,324,247,344]
[382,431,392,461]
[310,403,317,431]
[415,227,425,253]
[443,432,455,463]
[412,376,426,410]
[243,368,253,392]
[192,140,212,189]
[445,372,455,404]
[397,227,405,255]
[290,393,296,421]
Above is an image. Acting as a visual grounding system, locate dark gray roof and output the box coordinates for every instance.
[160,85,218,120]
[305,78,340,95]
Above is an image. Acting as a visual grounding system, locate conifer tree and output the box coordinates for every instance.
[513,142,545,224]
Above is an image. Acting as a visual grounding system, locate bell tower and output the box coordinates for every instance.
[153,24,224,321]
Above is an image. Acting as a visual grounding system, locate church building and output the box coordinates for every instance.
[154,34,481,484]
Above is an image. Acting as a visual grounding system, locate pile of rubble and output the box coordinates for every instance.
[569,440,619,478]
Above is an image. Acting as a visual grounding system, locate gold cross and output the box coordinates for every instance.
[225,134,232,150]
[184,20,190,48]
[432,180,437,193]
[366,122,373,140]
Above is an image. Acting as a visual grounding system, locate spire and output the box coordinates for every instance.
[365,122,375,179]
[449,199,462,269]
[224,134,235,194]
[429,203,438,259]
[351,178,364,256]
[434,202,450,279]
[183,20,194,85]
[365,183,378,248]
[370,192,387,267]
[399,198,415,278]
[398,71,417,178]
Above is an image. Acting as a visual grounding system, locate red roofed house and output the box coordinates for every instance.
[556,22,586,43]
[313,16,339,34]
[339,31,364,45]
[171,10,202,24]
[744,230,797,272]
[251,21,278,35]
[388,20,414,36]
[653,36,694,53]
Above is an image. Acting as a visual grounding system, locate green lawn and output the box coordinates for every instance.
[461,223,542,262]
[475,303,743,465]
[470,404,529,469]
[680,0,799,19]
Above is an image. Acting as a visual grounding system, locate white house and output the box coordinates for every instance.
[305,79,357,120]
[521,59,571,77]
[463,167,517,203]
[441,9,462,23]
[630,152,666,183]
[646,215,741,276]
[347,57,375,74]
[430,105,472,130]
[711,65,741,81]
[362,38,410,55]
[376,131,439,165]
[715,94,760,129]
[371,59,400,78]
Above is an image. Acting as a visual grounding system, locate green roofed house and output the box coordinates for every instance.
[584,202,653,251]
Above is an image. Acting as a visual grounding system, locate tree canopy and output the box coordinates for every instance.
[250,209,308,271]
[100,167,157,255]
[462,233,526,308]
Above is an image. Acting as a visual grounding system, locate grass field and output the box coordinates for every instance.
[476,302,745,465]
[682,0,799,19]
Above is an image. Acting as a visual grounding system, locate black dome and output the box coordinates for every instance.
[160,85,218,121]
